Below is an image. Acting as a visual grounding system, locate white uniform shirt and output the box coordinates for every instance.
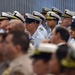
[43,22,51,35]
[30,30,45,47]
[37,25,48,38]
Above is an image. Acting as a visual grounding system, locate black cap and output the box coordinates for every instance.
[31,51,52,60]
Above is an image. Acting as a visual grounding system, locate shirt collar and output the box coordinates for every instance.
[57,42,66,46]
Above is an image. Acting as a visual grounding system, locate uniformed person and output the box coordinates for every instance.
[13,11,25,23]
[2,30,34,75]
[41,7,51,35]
[51,7,63,26]
[41,7,50,18]
[0,12,14,32]
[25,13,45,47]
[51,7,63,17]
[32,11,48,38]
[46,11,61,38]
[61,9,73,30]
[31,43,58,75]
[61,41,75,75]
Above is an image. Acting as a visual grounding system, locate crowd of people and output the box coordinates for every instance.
[0,7,74,75]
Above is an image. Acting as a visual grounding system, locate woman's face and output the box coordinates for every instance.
[49,53,60,74]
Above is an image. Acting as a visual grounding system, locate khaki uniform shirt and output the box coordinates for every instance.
[3,54,34,75]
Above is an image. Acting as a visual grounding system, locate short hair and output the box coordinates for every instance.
[56,44,69,73]
[8,30,30,53]
[56,44,68,62]
[55,26,70,42]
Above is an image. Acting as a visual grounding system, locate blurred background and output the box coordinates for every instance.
[0,0,75,14]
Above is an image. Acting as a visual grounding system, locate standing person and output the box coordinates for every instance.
[31,43,58,75]
[32,11,48,38]
[61,9,73,30]
[25,13,45,47]
[61,42,75,75]
[46,11,61,38]
[2,30,34,75]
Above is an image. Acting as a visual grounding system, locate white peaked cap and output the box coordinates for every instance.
[25,13,42,21]
[52,7,63,14]
[37,43,58,53]
[13,11,25,23]
[65,9,73,16]
[32,11,46,20]
[47,11,61,20]
[1,12,13,17]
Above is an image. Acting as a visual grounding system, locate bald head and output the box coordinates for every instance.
[6,20,25,33]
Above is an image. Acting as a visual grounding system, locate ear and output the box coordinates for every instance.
[57,32,60,39]
[15,45,22,53]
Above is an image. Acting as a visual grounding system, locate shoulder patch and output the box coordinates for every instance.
[39,28,43,31]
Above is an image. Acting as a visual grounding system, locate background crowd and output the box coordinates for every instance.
[0,6,74,75]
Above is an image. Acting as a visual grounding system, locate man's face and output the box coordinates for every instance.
[25,22,37,32]
[61,18,72,28]
[51,28,58,44]
[46,20,57,29]
[3,34,16,58]
[33,59,50,75]
[0,20,9,29]
[69,28,75,38]
[49,53,60,74]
